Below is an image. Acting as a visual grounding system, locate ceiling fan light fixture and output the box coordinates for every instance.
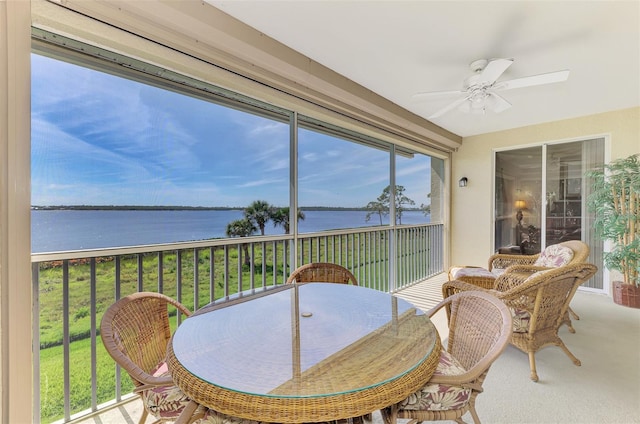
[471,98,486,110]
[417,58,569,120]
[470,91,487,104]
[456,90,489,114]
[458,102,486,115]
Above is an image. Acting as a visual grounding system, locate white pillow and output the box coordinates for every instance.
[533,244,574,268]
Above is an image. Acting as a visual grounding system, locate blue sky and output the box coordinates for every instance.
[31,54,432,208]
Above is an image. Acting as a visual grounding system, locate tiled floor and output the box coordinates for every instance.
[71,274,447,424]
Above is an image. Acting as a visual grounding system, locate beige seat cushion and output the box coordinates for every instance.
[149,362,267,424]
[449,266,496,280]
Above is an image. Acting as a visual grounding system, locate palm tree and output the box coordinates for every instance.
[271,207,305,233]
[244,200,272,235]
[225,218,257,265]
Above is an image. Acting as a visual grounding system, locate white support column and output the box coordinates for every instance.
[0,0,33,422]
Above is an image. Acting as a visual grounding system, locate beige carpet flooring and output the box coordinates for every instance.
[381,289,640,424]
[75,284,640,424]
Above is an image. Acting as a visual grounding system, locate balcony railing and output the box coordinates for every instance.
[31,223,443,423]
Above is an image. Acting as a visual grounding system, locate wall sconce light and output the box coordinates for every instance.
[458,177,468,187]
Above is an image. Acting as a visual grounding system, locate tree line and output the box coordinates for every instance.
[226,185,430,265]
[228,185,429,239]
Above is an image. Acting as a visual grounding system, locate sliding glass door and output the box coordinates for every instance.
[494,138,605,292]
[495,146,542,255]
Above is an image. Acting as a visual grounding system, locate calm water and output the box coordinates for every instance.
[31,209,429,253]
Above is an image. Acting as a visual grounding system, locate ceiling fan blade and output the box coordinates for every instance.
[428,95,471,119]
[487,92,512,113]
[480,58,514,83]
[412,89,464,99]
[494,69,570,91]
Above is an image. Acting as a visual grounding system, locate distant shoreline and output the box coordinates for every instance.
[32,205,241,211]
[31,205,401,212]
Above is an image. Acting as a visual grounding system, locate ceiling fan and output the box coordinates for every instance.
[414,58,569,119]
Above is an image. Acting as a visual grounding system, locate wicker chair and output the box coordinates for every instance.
[100,292,203,424]
[286,263,370,423]
[443,263,598,382]
[101,293,264,424]
[447,240,590,331]
[381,291,512,424]
[286,262,358,285]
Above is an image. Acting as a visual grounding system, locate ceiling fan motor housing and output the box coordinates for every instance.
[469,59,489,73]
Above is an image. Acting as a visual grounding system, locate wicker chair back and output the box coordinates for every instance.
[383,290,512,424]
[286,262,358,285]
[100,292,192,424]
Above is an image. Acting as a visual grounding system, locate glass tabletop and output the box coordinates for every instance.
[171,283,438,398]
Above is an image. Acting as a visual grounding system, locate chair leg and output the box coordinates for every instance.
[175,400,200,424]
[137,394,149,424]
[568,306,580,320]
[528,352,539,382]
[187,405,208,424]
[138,408,148,424]
[380,406,396,424]
[467,397,482,424]
[558,340,582,366]
[565,308,577,333]
[564,318,576,334]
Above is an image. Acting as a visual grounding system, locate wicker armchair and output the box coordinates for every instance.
[447,240,590,331]
[100,292,204,424]
[101,293,261,424]
[286,262,358,285]
[443,263,598,382]
[381,291,512,424]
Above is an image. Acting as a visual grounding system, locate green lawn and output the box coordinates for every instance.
[38,244,287,422]
[37,236,390,422]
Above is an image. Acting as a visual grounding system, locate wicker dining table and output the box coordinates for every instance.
[167,282,441,423]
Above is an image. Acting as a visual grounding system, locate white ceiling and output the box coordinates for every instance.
[208,1,639,138]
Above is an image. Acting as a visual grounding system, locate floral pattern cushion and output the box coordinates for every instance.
[146,362,264,423]
[143,361,193,420]
[144,362,358,424]
[533,244,574,268]
[398,349,471,411]
[511,308,531,333]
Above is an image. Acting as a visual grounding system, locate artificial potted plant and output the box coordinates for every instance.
[587,153,640,308]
